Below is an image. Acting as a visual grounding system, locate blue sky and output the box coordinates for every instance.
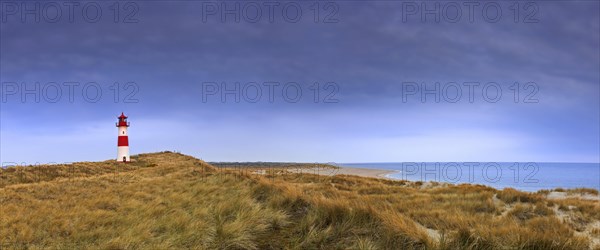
[1,1,599,164]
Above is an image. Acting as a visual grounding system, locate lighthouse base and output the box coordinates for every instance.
[117,146,130,162]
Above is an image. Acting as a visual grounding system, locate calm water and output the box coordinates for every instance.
[340,162,600,192]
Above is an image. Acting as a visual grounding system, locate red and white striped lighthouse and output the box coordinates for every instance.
[116,112,130,162]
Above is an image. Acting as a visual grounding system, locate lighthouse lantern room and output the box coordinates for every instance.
[116,112,130,162]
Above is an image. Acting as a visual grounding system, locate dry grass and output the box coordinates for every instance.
[1,152,598,249]
[497,187,543,204]
[565,188,600,196]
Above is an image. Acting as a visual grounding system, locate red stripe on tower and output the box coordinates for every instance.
[118,136,129,146]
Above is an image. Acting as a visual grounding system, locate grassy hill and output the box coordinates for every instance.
[1,152,599,249]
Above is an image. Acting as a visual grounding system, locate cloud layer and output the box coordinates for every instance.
[1,1,598,163]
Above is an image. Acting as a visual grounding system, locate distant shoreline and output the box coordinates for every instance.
[338,162,600,193]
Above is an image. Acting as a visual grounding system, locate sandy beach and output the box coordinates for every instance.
[334,167,398,179]
[282,167,398,179]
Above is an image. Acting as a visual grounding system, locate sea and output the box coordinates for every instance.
[339,162,600,192]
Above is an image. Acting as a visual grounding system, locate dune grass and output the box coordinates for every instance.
[1,152,598,249]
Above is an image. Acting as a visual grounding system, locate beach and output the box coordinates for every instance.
[281,166,398,179]
[334,167,397,179]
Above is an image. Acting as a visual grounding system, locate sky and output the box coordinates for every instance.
[1,1,599,164]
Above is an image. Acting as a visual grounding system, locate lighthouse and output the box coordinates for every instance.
[116,112,130,162]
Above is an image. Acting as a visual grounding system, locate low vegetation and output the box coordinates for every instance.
[1,152,598,249]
